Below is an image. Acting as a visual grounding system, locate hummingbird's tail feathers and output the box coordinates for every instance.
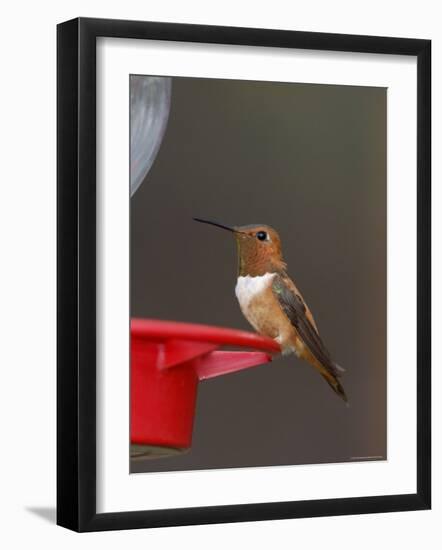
[322,373,349,404]
[312,358,348,404]
[333,362,345,374]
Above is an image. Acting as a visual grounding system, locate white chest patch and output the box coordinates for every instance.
[235,273,275,312]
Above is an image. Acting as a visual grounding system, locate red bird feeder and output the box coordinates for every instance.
[131,319,281,458]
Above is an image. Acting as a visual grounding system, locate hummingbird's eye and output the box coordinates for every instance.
[256,231,267,241]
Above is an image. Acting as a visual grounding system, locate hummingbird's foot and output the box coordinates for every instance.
[274,336,295,357]
[286,344,303,358]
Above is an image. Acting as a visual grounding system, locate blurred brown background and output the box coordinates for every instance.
[130,77,386,473]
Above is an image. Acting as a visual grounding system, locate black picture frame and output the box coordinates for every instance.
[57,17,431,532]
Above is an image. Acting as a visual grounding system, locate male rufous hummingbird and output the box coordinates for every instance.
[193,218,348,402]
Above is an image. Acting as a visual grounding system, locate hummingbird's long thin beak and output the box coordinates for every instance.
[193,217,236,232]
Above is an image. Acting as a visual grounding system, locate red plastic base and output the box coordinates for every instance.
[130,319,280,455]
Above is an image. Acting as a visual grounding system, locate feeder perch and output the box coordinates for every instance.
[131,318,281,458]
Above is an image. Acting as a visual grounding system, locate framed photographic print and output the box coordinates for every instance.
[57,17,431,532]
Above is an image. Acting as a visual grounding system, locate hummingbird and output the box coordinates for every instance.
[193,218,348,402]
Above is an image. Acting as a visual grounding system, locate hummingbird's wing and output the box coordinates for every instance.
[272,275,333,367]
[272,274,347,402]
